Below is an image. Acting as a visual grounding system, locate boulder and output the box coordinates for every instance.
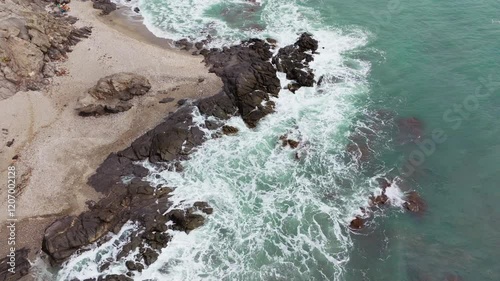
[76,73,151,116]
[92,0,117,15]
[222,125,238,135]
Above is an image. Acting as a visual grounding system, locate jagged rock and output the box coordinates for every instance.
[88,72,151,100]
[295,32,318,52]
[272,33,318,90]
[92,0,117,15]
[142,248,158,266]
[279,134,300,149]
[193,201,214,215]
[167,209,205,232]
[76,73,151,116]
[222,125,238,135]
[125,261,144,272]
[202,38,281,127]
[42,180,177,265]
[174,38,194,51]
[196,92,237,120]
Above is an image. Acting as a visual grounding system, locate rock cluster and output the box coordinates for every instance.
[42,34,323,279]
[202,38,281,128]
[348,177,426,231]
[76,72,152,116]
[0,0,92,99]
[272,33,318,92]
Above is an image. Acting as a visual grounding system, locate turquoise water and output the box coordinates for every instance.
[55,0,500,280]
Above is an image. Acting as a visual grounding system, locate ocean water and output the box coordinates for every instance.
[50,0,500,280]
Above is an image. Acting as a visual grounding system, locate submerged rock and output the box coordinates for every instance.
[397,117,424,144]
[403,191,426,214]
[349,216,365,230]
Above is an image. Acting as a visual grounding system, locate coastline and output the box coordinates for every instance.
[96,4,174,50]
[0,0,222,275]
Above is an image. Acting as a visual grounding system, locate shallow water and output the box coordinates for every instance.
[55,0,500,280]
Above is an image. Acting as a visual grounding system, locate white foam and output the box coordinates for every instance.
[53,222,140,280]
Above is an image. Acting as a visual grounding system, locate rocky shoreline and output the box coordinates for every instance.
[40,29,321,279]
[0,0,222,280]
[0,1,427,280]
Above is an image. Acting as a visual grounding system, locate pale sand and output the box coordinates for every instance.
[0,0,221,264]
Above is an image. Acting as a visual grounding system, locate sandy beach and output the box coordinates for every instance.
[0,0,221,269]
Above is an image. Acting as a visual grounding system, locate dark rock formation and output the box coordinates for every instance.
[370,193,389,206]
[0,248,30,281]
[76,73,151,116]
[42,178,212,266]
[43,36,322,272]
[92,0,117,15]
[222,125,238,135]
[42,180,175,265]
[279,134,300,149]
[272,33,318,91]
[202,38,281,128]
